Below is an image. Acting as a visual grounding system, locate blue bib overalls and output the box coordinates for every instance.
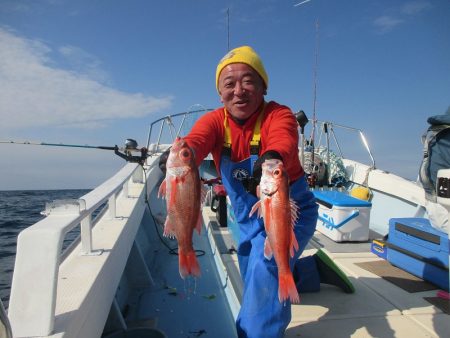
[219,111,319,338]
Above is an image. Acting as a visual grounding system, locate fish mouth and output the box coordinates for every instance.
[167,166,190,177]
[261,187,278,197]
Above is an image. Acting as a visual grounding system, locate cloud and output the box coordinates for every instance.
[401,1,432,15]
[373,1,432,34]
[57,45,111,84]
[0,28,173,131]
[373,15,404,34]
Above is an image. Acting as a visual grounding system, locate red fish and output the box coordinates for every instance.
[250,159,300,303]
[158,137,204,279]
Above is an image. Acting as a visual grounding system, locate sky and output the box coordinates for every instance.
[0,0,449,190]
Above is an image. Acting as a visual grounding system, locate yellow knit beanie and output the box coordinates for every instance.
[216,46,269,91]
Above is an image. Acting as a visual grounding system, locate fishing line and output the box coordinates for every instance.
[141,165,205,258]
[142,165,178,255]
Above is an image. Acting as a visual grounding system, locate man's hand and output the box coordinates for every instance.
[158,148,171,173]
[249,150,283,195]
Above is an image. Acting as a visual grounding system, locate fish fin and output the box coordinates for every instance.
[249,200,262,218]
[263,237,273,260]
[163,218,176,238]
[158,179,167,199]
[290,229,299,258]
[179,250,201,279]
[278,272,300,304]
[169,177,178,208]
[290,199,299,226]
[264,198,271,232]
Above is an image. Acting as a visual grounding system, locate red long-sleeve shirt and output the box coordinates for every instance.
[184,101,304,182]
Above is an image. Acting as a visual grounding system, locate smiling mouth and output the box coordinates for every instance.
[234,100,248,105]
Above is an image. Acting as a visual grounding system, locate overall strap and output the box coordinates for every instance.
[223,105,266,156]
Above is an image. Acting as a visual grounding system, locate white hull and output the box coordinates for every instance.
[3,113,449,337]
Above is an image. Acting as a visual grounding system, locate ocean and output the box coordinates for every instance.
[0,189,91,309]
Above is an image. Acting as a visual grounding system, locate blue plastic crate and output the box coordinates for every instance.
[387,217,449,291]
[371,239,388,259]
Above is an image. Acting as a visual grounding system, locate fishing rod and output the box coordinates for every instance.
[1,138,149,165]
[307,19,320,188]
[0,140,117,150]
[294,0,319,188]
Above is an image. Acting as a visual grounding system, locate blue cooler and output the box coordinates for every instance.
[313,190,372,242]
[387,218,449,291]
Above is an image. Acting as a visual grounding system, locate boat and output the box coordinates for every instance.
[1,108,449,338]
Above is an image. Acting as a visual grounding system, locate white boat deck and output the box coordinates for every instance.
[202,208,450,338]
[6,156,448,338]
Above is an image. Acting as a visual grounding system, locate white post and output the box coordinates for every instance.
[81,215,93,254]
[123,180,129,198]
[436,169,450,293]
[9,220,66,336]
[109,194,116,219]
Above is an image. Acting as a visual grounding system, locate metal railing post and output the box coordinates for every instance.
[109,194,116,219]
[81,215,93,254]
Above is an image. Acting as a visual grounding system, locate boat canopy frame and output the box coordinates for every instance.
[145,106,212,155]
[308,119,376,171]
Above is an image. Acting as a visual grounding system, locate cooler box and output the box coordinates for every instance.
[387,218,449,291]
[313,190,372,242]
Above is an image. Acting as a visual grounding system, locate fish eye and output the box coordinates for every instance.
[181,150,190,158]
[273,169,280,176]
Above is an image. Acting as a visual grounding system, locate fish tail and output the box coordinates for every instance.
[278,272,300,304]
[179,250,201,279]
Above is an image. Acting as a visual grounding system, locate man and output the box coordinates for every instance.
[161,46,354,338]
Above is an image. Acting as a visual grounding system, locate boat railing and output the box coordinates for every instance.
[8,162,144,337]
[145,105,212,155]
[301,120,376,178]
[316,120,375,169]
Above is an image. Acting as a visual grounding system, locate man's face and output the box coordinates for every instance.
[218,63,266,121]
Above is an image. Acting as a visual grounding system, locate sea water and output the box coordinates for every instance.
[0,189,90,309]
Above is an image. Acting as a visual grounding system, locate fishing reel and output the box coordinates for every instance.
[114,138,148,165]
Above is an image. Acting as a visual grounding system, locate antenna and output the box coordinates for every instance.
[293,0,318,136]
[227,8,230,51]
[312,19,320,137]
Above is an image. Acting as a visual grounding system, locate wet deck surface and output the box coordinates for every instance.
[132,210,238,338]
[203,208,449,338]
[133,197,448,338]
